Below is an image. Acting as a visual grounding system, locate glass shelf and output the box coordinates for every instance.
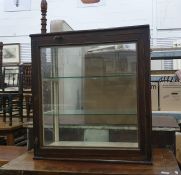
[43,110,137,116]
[44,124,137,130]
[49,141,138,148]
[43,74,136,81]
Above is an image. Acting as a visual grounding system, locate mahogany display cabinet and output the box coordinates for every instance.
[30,25,152,163]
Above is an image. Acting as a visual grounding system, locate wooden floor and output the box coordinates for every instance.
[0,121,24,145]
[0,148,180,175]
[0,146,27,166]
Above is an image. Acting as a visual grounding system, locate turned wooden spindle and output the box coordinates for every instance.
[41,0,47,34]
[0,42,3,88]
[0,42,3,73]
[0,42,3,66]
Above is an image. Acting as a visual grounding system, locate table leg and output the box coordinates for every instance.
[8,96,13,126]
[6,133,14,145]
[25,95,30,121]
[3,96,6,122]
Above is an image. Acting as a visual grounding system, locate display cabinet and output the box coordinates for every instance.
[30,25,152,163]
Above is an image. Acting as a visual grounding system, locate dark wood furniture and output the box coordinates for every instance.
[0,148,180,175]
[0,146,27,166]
[0,122,23,145]
[41,0,47,34]
[0,64,33,125]
[0,66,23,126]
[152,116,180,153]
[0,46,32,125]
[0,43,3,88]
[31,25,151,163]
[19,63,32,120]
[20,64,32,91]
[25,116,180,152]
[0,43,3,116]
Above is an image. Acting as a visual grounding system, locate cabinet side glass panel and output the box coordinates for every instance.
[41,43,138,148]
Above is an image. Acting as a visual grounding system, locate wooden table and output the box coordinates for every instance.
[23,92,32,121]
[0,146,27,166]
[0,122,23,145]
[152,116,180,153]
[0,148,180,175]
[0,91,23,126]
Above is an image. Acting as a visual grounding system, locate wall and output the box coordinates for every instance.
[0,0,181,63]
[0,0,41,62]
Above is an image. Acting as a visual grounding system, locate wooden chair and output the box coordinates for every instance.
[0,42,3,119]
[19,64,33,121]
[0,66,23,126]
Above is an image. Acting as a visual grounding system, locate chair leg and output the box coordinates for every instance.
[8,96,13,126]
[25,96,30,121]
[3,96,7,123]
[19,95,23,123]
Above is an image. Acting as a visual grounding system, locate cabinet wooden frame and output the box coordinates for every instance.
[30,25,152,163]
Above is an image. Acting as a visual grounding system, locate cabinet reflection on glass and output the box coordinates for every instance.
[41,43,138,148]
